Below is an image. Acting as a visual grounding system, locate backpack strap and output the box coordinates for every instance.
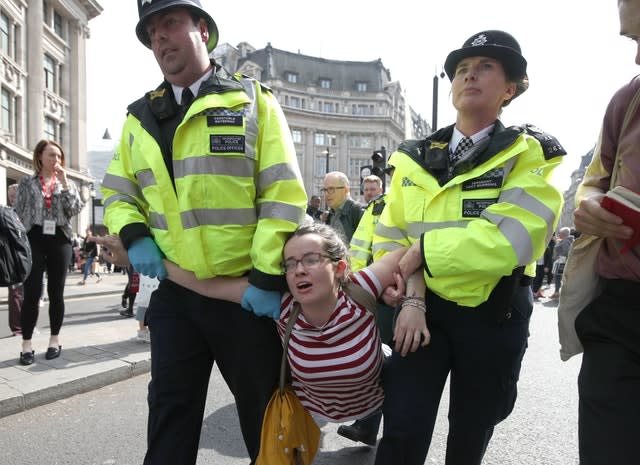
[278,302,301,394]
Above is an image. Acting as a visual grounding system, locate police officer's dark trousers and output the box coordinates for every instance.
[576,278,640,465]
[375,285,532,465]
[143,280,282,465]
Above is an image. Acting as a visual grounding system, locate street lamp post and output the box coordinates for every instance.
[432,68,446,131]
[89,183,96,233]
[323,146,331,174]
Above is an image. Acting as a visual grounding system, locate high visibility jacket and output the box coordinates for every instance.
[373,121,565,307]
[350,194,386,272]
[101,69,307,288]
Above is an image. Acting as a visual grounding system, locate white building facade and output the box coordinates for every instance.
[0,0,102,233]
[214,42,430,200]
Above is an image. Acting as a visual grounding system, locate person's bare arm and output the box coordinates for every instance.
[95,235,249,303]
[163,262,248,303]
[393,272,430,356]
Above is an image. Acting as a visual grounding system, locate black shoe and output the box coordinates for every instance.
[337,419,379,446]
[19,350,35,365]
[120,309,134,318]
[45,345,62,360]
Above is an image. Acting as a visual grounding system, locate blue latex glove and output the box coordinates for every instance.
[128,237,167,280]
[241,284,281,320]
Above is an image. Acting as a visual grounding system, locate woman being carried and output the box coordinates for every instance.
[98,221,426,423]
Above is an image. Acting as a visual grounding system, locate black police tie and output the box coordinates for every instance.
[181,87,194,108]
[450,136,473,164]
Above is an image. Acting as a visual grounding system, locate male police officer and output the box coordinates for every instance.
[101,2,306,464]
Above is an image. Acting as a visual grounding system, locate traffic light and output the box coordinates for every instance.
[371,146,387,191]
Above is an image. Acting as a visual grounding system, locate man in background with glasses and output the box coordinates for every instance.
[321,171,364,242]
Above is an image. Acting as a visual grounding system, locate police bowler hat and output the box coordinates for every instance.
[136,0,219,52]
[444,30,527,83]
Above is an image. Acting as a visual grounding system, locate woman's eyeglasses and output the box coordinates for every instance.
[282,252,332,273]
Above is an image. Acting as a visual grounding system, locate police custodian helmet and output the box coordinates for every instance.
[444,30,528,100]
[136,0,219,52]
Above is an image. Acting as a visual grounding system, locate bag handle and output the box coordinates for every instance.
[278,302,301,394]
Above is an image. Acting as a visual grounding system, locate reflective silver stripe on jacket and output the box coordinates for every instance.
[259,201,305,225]
[350,237,370,249]
[239,79,259,160]
[258,163,303,197]
[102,193,140,210]
[102,173,143,199]
[149,212,168,230]
[375,223,408,241]
[136,169,158,190]
[372,241,405,254]
[173,156,254,178]
[350,248,372,262]
[181,208,257,229]
[481,211,533,265]
[498,187,557,237]
[407,220,469,238]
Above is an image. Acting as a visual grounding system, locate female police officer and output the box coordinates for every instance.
[372,30,565,465]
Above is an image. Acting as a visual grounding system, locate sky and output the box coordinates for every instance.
[86,0,639,189]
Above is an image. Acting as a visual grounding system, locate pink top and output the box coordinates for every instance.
[578,75,640,281]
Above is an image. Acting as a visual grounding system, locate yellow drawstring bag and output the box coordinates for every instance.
[256,304,320,465]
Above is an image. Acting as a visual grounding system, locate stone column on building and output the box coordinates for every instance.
[68,21,89,173]
[26,3,44,148]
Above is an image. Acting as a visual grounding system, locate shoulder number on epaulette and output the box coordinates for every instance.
[524,124,567,159]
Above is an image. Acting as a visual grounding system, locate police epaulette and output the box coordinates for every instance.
[396,139,424,162]
[240,73,273,94]
[522,124,567,160]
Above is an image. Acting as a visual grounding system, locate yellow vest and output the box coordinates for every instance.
[349,194,386,272]
[373,123,564,307]
[102,74,307,282]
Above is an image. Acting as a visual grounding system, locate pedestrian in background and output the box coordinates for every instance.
[100,1,307,463]
[6,183,23,336]
[549,227,574,299]
[372,30,565,465]
[306,194,323,221]
[119,264,138,318]
[14,140,84,365]
[322,171,364,243]
[78,226,102,285]
[570,1,640,462]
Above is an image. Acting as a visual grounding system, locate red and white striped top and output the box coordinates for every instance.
[277,269,384,422]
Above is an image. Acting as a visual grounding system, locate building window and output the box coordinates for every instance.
[0,12,8,56]
[356,81,368,92]
[1,87,11,133]
[320,79,331,89]
[44,54,57,92]
[285,72,298,84]
[314,132,337,146]
[44,116,57,140]
[291,129,302,144]
[315,153,336,176]
[350,158,372,181]
[53,10,64,39]
[290,96,300,108]
[352,104,372,116]
[323,102,334,113]
[349,135,372,149]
